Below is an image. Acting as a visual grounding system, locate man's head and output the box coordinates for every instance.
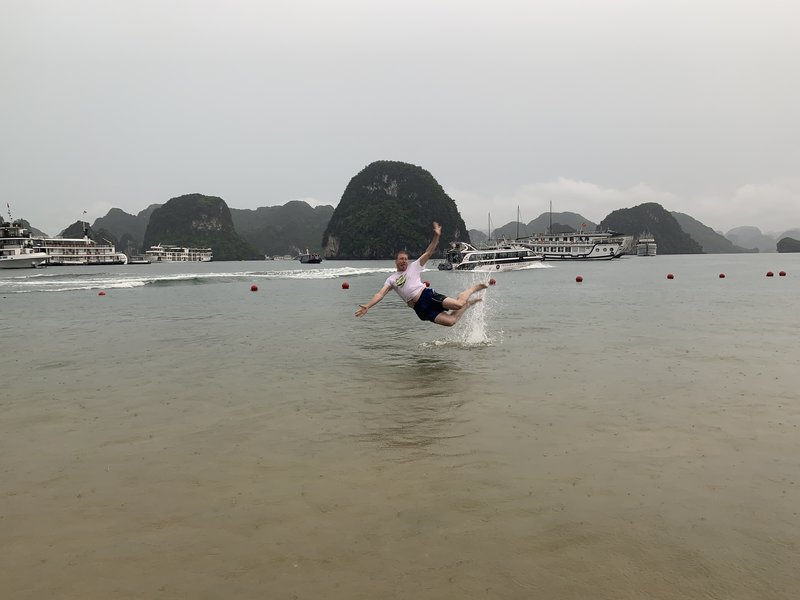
[395,251,409,271]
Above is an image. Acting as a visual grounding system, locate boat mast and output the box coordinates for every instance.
[516,205,520,240]
[548,201,552,235]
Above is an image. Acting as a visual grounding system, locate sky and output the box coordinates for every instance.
[2,0,799,237]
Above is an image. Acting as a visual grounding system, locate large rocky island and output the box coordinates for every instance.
[323,161,469,259]
[143,194,260,260]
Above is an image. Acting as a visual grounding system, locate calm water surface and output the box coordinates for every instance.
[2,254,799,599]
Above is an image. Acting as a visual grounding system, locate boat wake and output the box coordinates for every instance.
[0,265,396,293]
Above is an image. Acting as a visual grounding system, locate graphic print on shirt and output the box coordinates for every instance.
[395,274,406,288]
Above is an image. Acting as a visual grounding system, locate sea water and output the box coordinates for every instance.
[2,254,799,599]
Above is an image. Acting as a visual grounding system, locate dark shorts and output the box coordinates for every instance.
[413,288,448,322]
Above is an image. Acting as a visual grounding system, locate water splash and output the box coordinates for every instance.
[422,274,499,349]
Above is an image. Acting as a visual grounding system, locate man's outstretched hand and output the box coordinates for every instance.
[433,222,442,236]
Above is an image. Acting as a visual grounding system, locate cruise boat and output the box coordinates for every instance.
[0,220,48,269]
[514,229,631,261]
[298,249,322,264]
[128,255,152,264]
[1,218,127,267]
[144,244,212,262]
[636,233,657,256]
[438,241,542,271]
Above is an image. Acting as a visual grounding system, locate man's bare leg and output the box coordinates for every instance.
[457,282,489,305]
[435,297,482,327]
[443,282,489,311]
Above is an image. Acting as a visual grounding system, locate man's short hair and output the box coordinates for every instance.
[396,250,409,259]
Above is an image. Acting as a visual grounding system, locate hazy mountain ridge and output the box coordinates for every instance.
[91,205,161,252]
[671,212,756,253]
[728,227,800,253]
[488,212,599,240]
[14,159,798,257]
[601,203,703,254]
[231,201,334,257]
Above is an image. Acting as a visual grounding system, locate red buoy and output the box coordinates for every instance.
[779,271,787,277]
[575,275,583,283]
[98,291,106,296]
[719,273,726,278]
[667,273,674,280]
[341,281,350,289]
[250,284,258,292]
[766,271,774,277]
[423,280,430,287]
[489,278,496,286]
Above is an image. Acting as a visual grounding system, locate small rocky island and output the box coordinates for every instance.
[322,161,469,259]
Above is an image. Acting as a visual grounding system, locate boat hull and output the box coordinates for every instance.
[0,253,48,269]
[451,259,542,272]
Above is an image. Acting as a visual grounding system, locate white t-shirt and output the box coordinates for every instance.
[385,259,426,304]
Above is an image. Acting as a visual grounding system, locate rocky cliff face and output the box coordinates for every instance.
[143,194,260,260]
[322,161,469,259]
[777,237,800,252]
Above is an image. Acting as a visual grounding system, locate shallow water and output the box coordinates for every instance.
[2,255,799,598]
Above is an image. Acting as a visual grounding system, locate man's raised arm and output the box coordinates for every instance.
[418,221,442,266]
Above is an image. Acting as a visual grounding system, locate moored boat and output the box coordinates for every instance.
[128,255,152,264]
[1,218,126,267]
[145,244,212,262]
[298,249,322,264]
[439,241,542,271]
[515,229,631,260]
[636,233,657,256]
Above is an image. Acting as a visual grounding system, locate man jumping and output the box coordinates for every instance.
[354,222,488,327]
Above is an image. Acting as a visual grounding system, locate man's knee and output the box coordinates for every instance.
[449,298,465,310]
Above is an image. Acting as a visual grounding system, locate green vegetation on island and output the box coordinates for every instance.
[231,201,334,257]
[671,212,756,253]
[322,161,469,259]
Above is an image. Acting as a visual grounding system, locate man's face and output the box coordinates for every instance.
[395,253,409,271]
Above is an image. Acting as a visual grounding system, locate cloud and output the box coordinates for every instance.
[690,179,800,235]
[449,178,680,231]
[449,178,800,235]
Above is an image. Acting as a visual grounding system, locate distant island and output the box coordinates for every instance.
[142,194,260,261]
[322,160,468,259]
[16,161,799,259]
[777,237,800,253]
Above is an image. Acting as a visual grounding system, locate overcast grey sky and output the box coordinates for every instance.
[3,0,798,236]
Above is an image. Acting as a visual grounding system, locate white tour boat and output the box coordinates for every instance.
[1,219,127,267]
[0,221,48,269]
[145,244,213,262]
[438,241,542,272]
[514,229,631,261]
[298,249,322,264]
[636,233,657,256]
